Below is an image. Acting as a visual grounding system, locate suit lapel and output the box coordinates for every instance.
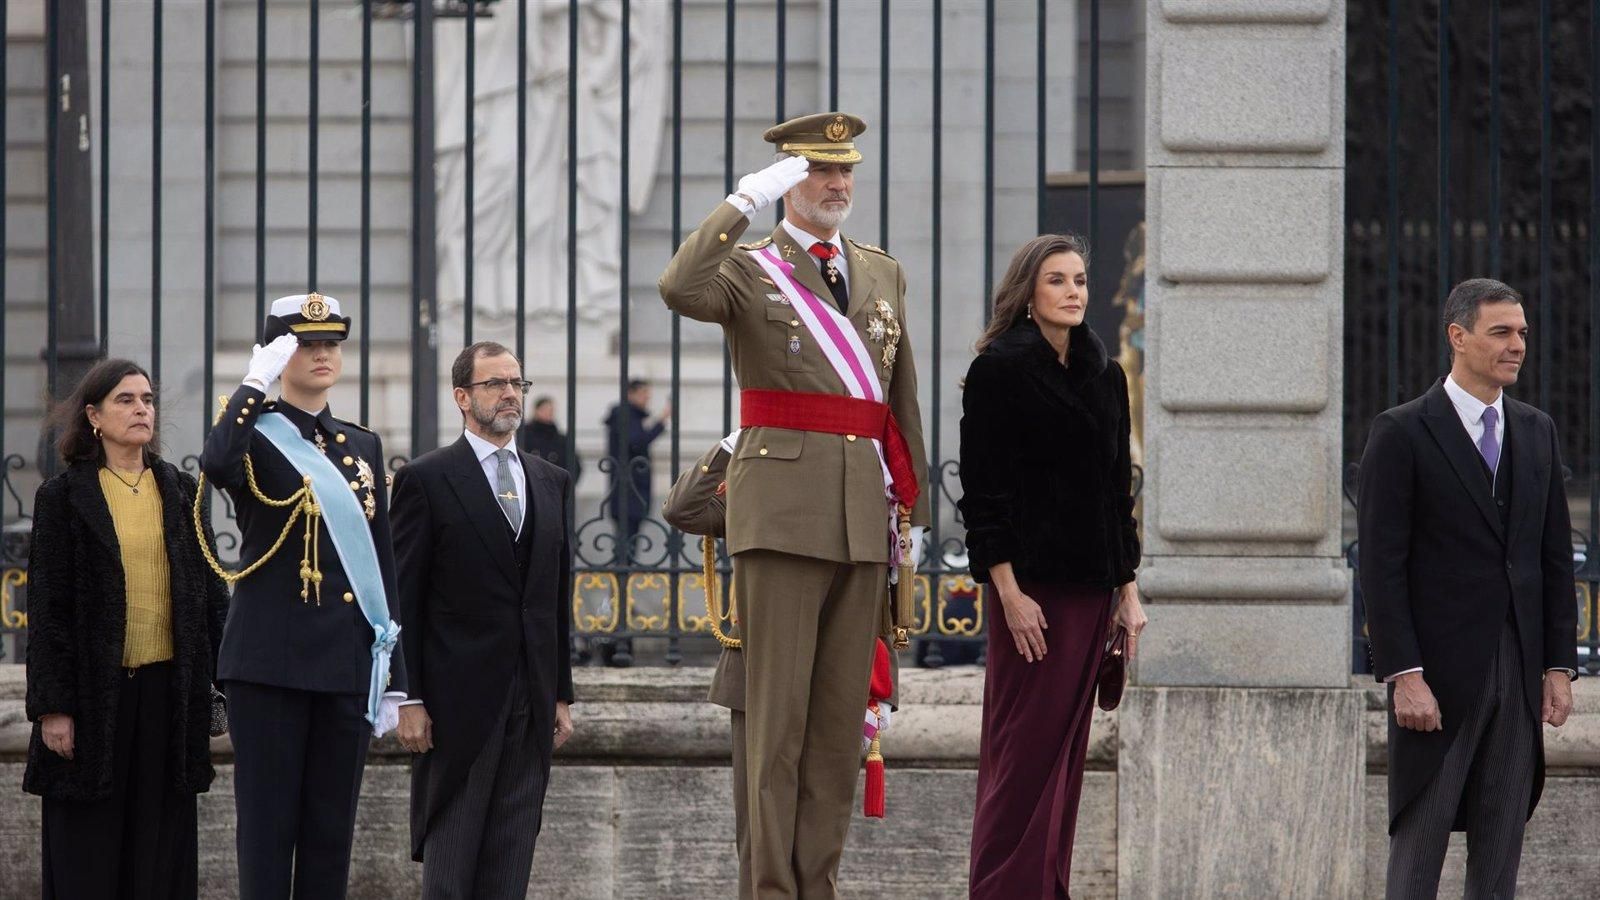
[1420,383,1506,543]
[768,223,837,309]
[843,238,878,322]
[519,454,559,599]
[443,438,520,589]
[1503,400,1539,549]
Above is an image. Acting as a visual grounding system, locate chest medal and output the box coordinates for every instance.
[867,298,901,370]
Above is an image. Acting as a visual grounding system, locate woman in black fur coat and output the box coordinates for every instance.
[24,358,229,899]
[960,235,1147,899]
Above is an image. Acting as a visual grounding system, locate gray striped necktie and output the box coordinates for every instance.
[494,448,522,532]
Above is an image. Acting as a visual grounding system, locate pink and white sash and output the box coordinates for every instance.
[747,246,904,560]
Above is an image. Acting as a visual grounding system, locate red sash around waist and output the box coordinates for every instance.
[740,388,920,511]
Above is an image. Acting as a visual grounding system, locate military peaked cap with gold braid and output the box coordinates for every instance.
[263,292,353,343]
[763,112,867,164]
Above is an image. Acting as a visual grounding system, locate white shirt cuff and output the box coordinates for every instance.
[397,698,424,706]
[1383,667,1423,682]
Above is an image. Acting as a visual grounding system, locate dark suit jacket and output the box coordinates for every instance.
[1357,379,1577,832]
[200,386,407,695]
[390,436,575,860]
[24,461,229,800]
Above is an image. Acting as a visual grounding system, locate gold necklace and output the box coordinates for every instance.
[103,466,147,494]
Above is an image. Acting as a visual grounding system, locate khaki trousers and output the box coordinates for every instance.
[735,549,886,900]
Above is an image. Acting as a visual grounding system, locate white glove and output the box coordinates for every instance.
[726,155,811,216]
[243,334,300,393]
[372,694,401,738]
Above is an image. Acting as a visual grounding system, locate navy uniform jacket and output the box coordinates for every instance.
[200,385,408,696]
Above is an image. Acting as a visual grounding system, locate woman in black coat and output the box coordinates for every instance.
[960,235,1147,899]
[24,358,229,900]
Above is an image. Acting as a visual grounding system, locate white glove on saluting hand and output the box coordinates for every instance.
[243,334,300,393]
[726,155,811,216]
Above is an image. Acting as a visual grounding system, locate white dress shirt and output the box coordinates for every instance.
[462,428,525,537]
[1441,374,1505,477]
[781,218,850,297]
[1386,376,1573,682]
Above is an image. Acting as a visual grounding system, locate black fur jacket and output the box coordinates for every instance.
[24,460,229,800]
[957,319,1140,588]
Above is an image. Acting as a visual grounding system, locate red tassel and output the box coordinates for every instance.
[864,736,885,818]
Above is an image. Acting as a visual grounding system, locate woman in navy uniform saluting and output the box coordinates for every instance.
[200,293,407,900]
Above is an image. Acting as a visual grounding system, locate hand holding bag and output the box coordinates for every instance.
[1096,625,1129,712]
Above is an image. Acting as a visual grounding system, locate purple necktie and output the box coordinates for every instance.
[1478,406,1501,472]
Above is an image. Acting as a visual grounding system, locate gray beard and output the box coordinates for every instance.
[788,192,852,233]
[471,402,522,436]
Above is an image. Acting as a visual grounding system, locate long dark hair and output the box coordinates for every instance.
[50,358,161,465]
[974,234,1090,354]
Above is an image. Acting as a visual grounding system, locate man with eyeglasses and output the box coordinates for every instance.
[388,341,576,899]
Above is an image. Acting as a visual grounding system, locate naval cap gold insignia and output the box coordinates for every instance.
[824,116,849,142]
[301,292,330,322]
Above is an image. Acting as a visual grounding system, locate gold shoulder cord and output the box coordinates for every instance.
[701,538,741,650]
[193,395,327,603]
[700,506,914,651]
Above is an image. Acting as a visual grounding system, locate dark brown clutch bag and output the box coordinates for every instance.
[1096,626,1129,712]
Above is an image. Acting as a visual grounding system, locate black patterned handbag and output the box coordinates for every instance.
[209,685,229,737]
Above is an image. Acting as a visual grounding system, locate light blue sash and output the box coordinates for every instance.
[256,412,400,725]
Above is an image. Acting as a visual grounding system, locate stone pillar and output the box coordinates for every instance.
[1124,2,1360,896]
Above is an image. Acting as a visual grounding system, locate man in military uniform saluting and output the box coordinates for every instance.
[200,294,407,900]
[660,113,930,898]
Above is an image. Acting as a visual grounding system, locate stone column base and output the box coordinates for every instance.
[1118,686,1364,898]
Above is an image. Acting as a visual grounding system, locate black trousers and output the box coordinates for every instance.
[1386,622,1538,899]
[226,681,371,900]
[41,661,199,900]
[420,657,549,900]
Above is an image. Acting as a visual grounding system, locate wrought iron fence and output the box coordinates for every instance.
[1344,0,1600,675]
[0,0,1141,665]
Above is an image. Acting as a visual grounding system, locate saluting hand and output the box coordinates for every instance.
[243,333,300,392]
[733,155,811,214]
[1392,672,1443,732]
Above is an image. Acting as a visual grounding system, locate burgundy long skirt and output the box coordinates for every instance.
[969,578,1115,900]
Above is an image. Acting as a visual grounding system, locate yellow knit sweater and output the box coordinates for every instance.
[98,468,174,667]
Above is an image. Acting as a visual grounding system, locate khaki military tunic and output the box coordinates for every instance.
[658,202,932,561]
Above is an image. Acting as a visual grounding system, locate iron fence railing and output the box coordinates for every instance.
[0,0,1133,665]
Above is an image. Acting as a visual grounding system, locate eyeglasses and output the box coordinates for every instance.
[465,378,533,394]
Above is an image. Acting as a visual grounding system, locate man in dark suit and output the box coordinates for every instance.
[201,293,408,900]
[390,341,576,899]
[518,396,582,480]
[1358,277,1578,898]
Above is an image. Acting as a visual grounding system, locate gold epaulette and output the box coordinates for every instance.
[737,237,772,250]
[848,238,893,257]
